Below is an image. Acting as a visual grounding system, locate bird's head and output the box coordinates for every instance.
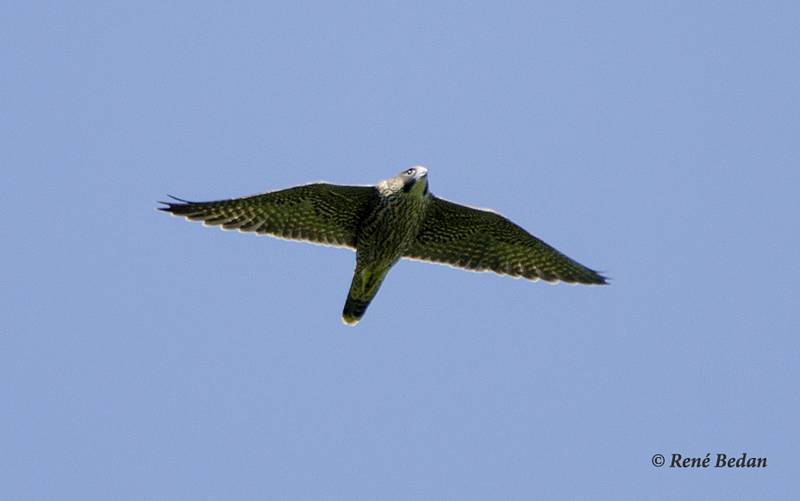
[395,165,429,197]
[377,166,429,198]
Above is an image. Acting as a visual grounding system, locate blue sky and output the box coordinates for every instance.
[3,1,798,499]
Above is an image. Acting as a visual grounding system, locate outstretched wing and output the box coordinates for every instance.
[159,183,376,249]
[404,197,607,284]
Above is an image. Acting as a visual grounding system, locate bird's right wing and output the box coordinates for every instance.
[159,183,376,249]
[404,197,607,284]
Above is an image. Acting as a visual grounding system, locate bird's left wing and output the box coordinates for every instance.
[159,183,376,249]
[404,197,607,284]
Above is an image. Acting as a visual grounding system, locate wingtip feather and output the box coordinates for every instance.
[166,194,194,203]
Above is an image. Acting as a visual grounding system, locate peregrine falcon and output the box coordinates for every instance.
[159,166,606,325]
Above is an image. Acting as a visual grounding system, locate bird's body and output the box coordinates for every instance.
[343,169,431,324]
[159,166,606,325]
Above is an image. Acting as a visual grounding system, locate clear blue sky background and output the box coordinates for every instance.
[3,1,798,499]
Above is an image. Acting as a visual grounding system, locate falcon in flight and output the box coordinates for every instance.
[159,167,606,325]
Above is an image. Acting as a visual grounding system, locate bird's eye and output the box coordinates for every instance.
[405,168,415,176]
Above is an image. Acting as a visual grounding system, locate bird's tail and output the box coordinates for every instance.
[342,297,371,326]
[342,267,390,326]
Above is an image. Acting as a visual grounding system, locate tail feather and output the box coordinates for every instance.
[342,297,371,326]
[341,267,390,326]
